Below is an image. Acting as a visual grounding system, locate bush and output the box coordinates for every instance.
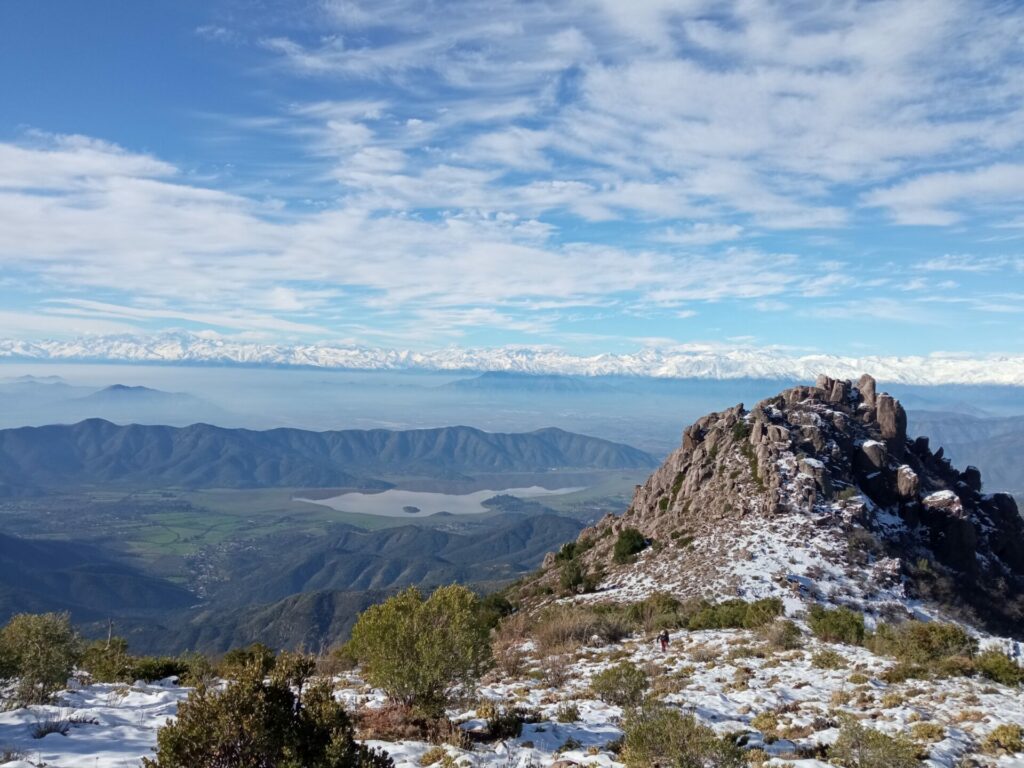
[613,528,647,564]
[218,642,277,677]
[812,649,847,669]
[976,650,1024,686]
[688,599,783,631]
[622,703,744,767]
[910,722,944,743]
[982,723,1024,754]
[623,592,691,632]
[555,542,578,562]
[485,704,525,739]
[477,592,514,631]
[131,655,190,682]
[807,605,865,645]
[532,605,629,654]
[559,560,588,593]
[829,715,921,768]
[0,612,81,705]
[81,637,134,682]
[590,661,648,707]
[349,585,490,717]
[143,663,393,768]
[418,746,447,766]
[555,702,580,722]
[870,621,977,665]
[759,619,803,650]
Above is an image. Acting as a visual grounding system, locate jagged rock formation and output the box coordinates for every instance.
[529,375,1024,637]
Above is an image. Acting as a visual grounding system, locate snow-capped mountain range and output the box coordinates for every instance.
[2,332,1024,385]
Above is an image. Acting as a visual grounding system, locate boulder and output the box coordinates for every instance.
[962,466,982,493]
[857,373,877,408]
[858,440,887,471]
[876,393,907,458]
[896,465,919,499]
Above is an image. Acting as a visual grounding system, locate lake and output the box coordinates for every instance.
[295,485,585,517]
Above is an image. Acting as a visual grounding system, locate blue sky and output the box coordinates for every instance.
[1,0,1023,357]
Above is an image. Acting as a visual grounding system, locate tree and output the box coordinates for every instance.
[0,612,80,705]
[143,661,393,768]
[349,585,491,716]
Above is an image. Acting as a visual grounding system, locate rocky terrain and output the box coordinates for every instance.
[525,374,1024,636]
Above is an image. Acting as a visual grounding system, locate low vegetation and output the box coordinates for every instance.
[807,604,865,645]
[142,661,393,768]
[621,702,744,768]
[687,598,783,630]
[589,660,648,706]
[830,715,921,768]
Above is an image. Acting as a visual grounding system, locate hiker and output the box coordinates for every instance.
[658,629,670,652]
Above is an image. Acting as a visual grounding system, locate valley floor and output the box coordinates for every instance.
[2,624,1023,768]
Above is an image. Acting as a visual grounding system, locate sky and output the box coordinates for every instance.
[1,0,1023,359]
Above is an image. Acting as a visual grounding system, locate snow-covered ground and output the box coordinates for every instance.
[2,624,1023,767]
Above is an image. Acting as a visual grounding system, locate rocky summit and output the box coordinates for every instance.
[530,374,1024,637]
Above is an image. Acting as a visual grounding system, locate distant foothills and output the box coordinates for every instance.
[4,332,1024,385]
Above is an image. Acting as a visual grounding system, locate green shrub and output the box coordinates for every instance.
[622,703,744,768]
[477,592,514,631]
[219,642,277,677]
[349,585,490,717]
[131,655,191,682]
[829,715,921,767]
[624,592,688,631]
[869,621,976,664]
[590,661,648,707]
[0,612,81,705]
[688,599,783,631]
[485,704,525,739]
[560,559,590,593]
[554,542,578,562]
[759,619,803,650]
[81,637,134,682]
[812,649,847,669]
[976,650,1024,686]
[613,528,647,564]
[142,663,393,768]
[807,605,865,645]
[982,723,1024,754]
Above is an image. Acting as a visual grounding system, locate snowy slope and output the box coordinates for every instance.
[2,626,1023,767]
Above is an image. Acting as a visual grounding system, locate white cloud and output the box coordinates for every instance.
[657,223,743,246]
[864,164,1024,225]
[0,134,847,342]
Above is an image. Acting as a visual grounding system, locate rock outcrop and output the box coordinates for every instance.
[529,375,1024,637]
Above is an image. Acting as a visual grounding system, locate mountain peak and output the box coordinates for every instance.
[525,374,1024,637]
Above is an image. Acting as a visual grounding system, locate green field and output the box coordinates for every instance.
[0,469,645,563]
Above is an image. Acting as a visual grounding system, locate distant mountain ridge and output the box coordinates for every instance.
[5,332,1024,384]
[0,419,656,494]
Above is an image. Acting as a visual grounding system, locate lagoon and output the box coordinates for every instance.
[296,485,584,518]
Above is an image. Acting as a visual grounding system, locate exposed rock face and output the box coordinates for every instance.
[536,374,1024,637]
